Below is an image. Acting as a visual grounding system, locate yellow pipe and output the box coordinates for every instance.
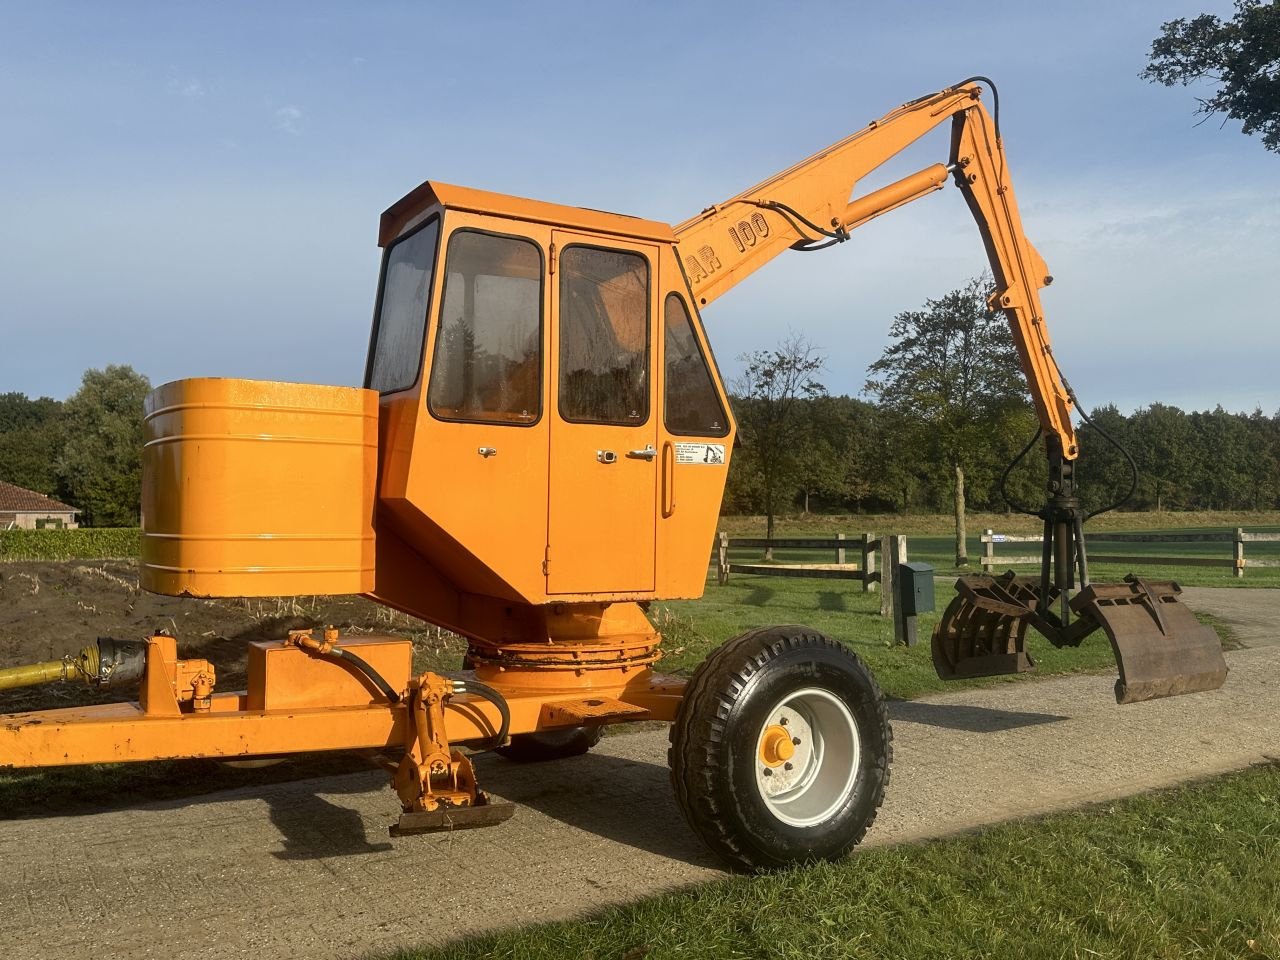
[0,644,98,692]
[0,659,72,692]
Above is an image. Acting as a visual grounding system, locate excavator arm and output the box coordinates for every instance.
[674,80,1076,461]
[676,79,1227,704]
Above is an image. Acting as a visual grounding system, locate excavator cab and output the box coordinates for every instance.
[362,182,734,627]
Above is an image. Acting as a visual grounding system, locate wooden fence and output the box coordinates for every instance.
[712,533,911,617]
[980,527,1280,578]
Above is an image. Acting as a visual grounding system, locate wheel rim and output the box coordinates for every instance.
[753,687,860,828]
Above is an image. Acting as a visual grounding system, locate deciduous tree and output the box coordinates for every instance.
[58,365,151,526]
[730,335,827,554]
[866,276,1029,565]
[1142,0,1280,153]
[0,393,65,496]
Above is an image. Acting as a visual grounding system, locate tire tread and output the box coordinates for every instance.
[669,625,892,871]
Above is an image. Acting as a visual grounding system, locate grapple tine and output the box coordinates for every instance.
[932,572,1039,679]
[934,573,1228,705]
[1072,577,1228,704]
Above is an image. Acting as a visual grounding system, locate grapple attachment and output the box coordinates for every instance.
[933,572,1228,704]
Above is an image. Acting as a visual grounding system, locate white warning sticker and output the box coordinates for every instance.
[675,442,726,465]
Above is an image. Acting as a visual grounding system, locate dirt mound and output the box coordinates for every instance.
[0,561,465,713]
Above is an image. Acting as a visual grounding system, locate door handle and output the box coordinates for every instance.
[627,444,658,461]
[661,441,675,518]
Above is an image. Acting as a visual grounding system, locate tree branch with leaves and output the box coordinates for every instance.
[1142,0,1280,153]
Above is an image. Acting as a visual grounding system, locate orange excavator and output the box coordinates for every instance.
[0,79,1226,871]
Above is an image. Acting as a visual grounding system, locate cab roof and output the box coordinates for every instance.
[379,180,676,248]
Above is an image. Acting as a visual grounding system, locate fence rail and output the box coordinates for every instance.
[981,527,1280,578]
[712,533,911,617]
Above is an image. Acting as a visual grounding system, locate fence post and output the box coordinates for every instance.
[717,532,729,585]
[862,533,876,593]
[880,535,906,617]
[1235,528,1245,579]
[880,536,894,617]
[882,534,909,636]
[835,532,845,565]
[983,529,994,571]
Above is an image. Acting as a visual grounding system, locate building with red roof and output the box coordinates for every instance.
[0,481,79,529]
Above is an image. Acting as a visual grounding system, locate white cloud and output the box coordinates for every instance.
[168,77,207,98]
[274,105,303,135]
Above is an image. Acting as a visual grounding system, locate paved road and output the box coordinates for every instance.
[2,599,1278,960]
[1182,586,1280,647]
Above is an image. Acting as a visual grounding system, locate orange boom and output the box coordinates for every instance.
[0,79,1225,871]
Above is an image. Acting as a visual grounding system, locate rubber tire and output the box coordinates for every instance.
[495,725,604,763]
[669,625,892,872]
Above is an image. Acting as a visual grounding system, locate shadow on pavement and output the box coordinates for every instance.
[889,700,1069,733]
[0,753,383,821]
[474,751,722,871]
[268,789,394,860]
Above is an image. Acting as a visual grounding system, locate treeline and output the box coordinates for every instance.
[2,366,1276,529]
[0,366,151,526]
[723,396,1280,516]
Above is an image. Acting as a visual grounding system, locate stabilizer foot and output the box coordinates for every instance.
[391,799,516,836]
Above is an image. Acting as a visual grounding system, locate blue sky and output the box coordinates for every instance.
[1,1,1275,414]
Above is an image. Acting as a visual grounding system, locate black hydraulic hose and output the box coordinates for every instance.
[452,679,511,751]
[323,646,401,704]
[999,425,1044,517]
[1076,404,1139,520]
[742,198,849,250]
[952,75,1000,139]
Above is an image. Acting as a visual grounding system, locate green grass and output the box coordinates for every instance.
[382,762,1280,960]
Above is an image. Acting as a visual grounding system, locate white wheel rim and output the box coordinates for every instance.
[753,687,861,828]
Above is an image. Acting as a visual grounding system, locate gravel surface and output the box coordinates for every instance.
[1,592,1277,960]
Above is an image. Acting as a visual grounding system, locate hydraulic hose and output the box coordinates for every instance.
[330,647,401,704]
[450,678,511,751]
[1076,403,1139,520]
[285,632,400,704]
[999,425,1045,517]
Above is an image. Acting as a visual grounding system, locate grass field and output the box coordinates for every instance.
[385,762,1280,960]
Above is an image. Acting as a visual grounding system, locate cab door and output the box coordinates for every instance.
[547,233,658,594]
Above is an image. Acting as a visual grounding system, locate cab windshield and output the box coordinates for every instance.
[365,218,441,393]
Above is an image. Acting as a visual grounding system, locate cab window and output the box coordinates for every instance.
[428,231,543,424]
[558,246,649,424]
[366,218,440,393]
[664,294,728,436]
